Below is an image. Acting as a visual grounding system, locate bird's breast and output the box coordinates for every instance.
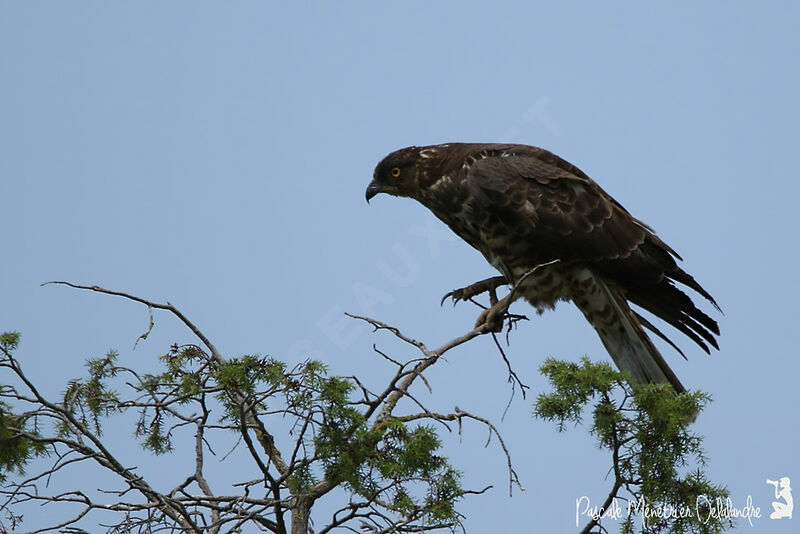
[424,194,572,309]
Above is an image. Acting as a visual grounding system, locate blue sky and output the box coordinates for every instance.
[1,2,798,532]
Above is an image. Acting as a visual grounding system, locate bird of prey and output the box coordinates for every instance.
[365,143,720,393]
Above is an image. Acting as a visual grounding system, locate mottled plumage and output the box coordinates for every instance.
[365,143,720,392]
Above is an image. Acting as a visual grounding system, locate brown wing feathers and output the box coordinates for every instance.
[465,149,719,356]
[368,143,719,391]
[625,275,720,353]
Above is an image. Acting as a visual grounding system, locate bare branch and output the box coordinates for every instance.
[0,281,529,533]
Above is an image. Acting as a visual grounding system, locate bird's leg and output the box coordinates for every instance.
[474,290,522,332]
[440,276,508,307]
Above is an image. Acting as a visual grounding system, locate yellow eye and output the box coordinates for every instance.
[391,167,401,178]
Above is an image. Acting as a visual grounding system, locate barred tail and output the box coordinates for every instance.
[571,269,685,393]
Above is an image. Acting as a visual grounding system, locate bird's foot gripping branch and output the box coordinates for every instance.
[0,283,522,534]
[0,281,729,534]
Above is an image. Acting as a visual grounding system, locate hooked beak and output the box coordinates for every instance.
[365,180,382,203]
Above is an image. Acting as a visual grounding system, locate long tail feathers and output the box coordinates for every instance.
[572,270,686,393]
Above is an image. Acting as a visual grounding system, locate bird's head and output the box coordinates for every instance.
[366,145,443,203]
